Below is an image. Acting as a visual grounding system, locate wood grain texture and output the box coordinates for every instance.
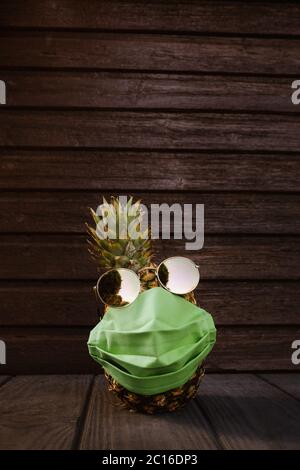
[1,71,298,113]
[0,282,96,326]
[1,1,299,36]
[0,328,98,375]
[209,328,300,371]
[1,1,299,376]
[1,32,300,74]
[1,192,299,234]
[0,326,299,374]
[79,376,219,450]
[0,235,299,280]
[259,374,300,400]
[0,377,9,386]
[197,374,300,449]
[0,375,93,449]
[1,110,300,151]
[1,281,299,326]
[0,375,299,450]
[1,150,299,192]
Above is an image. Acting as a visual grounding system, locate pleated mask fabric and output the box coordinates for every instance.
[88,287,216,395]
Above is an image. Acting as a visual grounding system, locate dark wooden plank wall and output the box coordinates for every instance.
[0,1,299,373]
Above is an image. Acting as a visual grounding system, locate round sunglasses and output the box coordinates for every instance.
[93,256,200,308]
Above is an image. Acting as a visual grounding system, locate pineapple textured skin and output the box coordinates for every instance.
[87,196,202,413]
[105,366,205,414]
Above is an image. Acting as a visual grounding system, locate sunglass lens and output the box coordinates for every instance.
[158,257,199,294]
[97,268,140,308]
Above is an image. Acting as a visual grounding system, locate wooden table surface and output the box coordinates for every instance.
[0,374,299,450]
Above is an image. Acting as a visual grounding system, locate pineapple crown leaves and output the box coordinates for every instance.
[86,196,153,272]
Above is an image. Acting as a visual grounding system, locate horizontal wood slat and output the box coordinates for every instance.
[0,326,299,373]
[0,235,298,280]
[0,376,9,386]
[80,376,219,450]
[80,374,300,450]
[211,327,300,371]
[1,1,299,377]
[1,150,299,192]
[0,192,299,234]
[197,374,300,449]
[1,1,299,36]
[0,281,299,326]
[0,375,93,450]
[259,374,300,400]
[1,33,300,75]
[1,72,298,113]
[1,111,300,151]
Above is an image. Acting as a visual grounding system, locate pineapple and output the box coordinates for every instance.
[87,195,203,413]
[86,196,152,274]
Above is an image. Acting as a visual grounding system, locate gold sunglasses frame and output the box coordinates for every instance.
[93,256,200,309]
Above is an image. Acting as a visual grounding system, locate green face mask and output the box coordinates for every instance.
[88,287,216,395]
